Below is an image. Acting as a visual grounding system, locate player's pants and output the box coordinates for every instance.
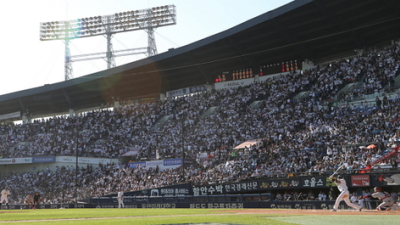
[118,198,124,208]
[377,199,394,210]
[0,197,8,204]
[333,190,362,210]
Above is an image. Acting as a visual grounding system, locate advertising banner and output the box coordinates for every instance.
[166,88,190,98]
[118,183,192,197]
[90,197,351,210]
[78,157,111,164]
[146,160,164,169]
[300,176,333,188]
[0,111,20,121]
[128,161,146,169]
[128,159,182,171]
[163,158,182,166]
[193,180,259,196]
[214,78,253,90]
[259,177,301,190]
[32,157,56,163]
[193,175,341,196]
[166,85,207,98]
[57,156,111,164]
[188,85,207,94]
[350,175,370,187]
[0,157,32,164]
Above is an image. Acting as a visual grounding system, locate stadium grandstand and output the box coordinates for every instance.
[2,0,400,209]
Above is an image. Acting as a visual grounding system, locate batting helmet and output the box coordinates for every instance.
[337,175,343,179]
[374,187,382,192]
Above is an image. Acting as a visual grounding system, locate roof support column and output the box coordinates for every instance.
[69,109,75,117]
[113,101,120,109]
[22,113,31,124]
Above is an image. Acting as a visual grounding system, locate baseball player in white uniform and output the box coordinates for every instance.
[117,189,124,208]
[0,188,11,209]
[371,187,395,211]
[329,174,362,212]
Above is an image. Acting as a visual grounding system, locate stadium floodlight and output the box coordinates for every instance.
[39,5,176,41]
[39,5,176,80]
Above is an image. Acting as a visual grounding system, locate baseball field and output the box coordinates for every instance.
[1,208,400,225]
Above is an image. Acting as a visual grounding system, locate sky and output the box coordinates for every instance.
[0,0,292,96]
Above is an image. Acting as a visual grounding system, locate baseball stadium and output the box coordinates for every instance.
[2,0,400,224]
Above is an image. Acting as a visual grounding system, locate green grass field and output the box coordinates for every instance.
[1,208,400,225]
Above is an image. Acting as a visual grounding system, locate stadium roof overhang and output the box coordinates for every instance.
[2,0,400,118]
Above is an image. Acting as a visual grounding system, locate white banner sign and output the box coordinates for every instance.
[146,160,164,169]
[57,156,111,164]
[0,111,21,121]
[0,157,32,164]
[128,159,182,171]
[214,78,254,90]
[166,88,190,98]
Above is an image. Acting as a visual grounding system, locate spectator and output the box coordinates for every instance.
[318,191,327,201]
[0,43,400,202]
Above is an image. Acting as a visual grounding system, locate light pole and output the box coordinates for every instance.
[156,131,159,159]
[156,130,162,160]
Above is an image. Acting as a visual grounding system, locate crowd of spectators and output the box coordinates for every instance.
[337,44,400,102]
[1,43,400,203]
[0,165,93,204]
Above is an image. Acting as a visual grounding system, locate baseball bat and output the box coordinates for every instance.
[332,165,343,176]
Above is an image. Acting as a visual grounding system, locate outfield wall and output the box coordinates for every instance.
[89,195,380,209]
[0,197,380,210]
[104,172,400,199]
[1,172,394,210]
[91,172,398,209]
[0,203,84,210]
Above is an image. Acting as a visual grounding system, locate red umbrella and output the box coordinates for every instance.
[367,144,377,149]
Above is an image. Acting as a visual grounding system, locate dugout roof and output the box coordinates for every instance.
[1,0,400,118]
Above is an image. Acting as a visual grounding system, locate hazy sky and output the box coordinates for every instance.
[0,0,292,95]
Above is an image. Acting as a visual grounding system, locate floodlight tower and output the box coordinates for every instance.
[64,26,73,80]
[40,5,176,80]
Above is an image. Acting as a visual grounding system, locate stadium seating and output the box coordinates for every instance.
[1,44,400,203]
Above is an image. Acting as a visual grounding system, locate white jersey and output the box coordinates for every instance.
[372,191,393,202]
[335,179,348,192]
[1,189,10,197]
[117,191,124,199]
